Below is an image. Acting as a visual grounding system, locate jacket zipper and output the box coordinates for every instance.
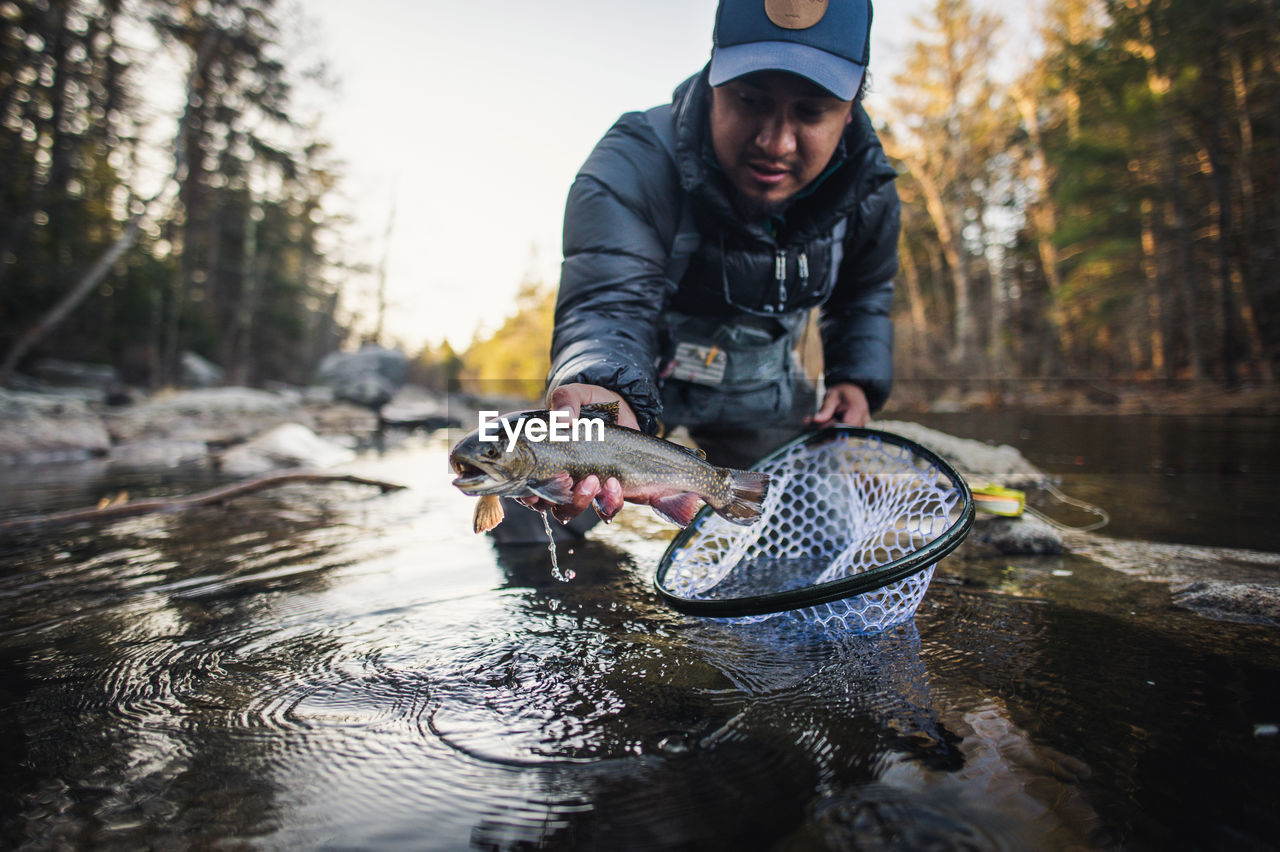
[774,249,787,309]
[773,249,810,311]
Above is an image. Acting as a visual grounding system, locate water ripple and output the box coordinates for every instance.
[5,441,1279,850]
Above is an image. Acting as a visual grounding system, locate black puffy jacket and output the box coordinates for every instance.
[548,69,900,435]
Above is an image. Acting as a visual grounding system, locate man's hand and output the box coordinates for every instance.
[548,383,640,429]
[517,384,637,523]
[809,382,871,428]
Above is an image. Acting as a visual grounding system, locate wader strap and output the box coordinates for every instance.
[645,103,700,285]
[829,218,848,293]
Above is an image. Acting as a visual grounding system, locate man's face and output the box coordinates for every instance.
[708,71,854,216]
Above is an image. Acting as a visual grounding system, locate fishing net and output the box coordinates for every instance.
[656,427,974,633]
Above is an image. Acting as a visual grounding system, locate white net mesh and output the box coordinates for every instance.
[659,430,968,633]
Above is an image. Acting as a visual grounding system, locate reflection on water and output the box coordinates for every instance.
[905,412,1280,551]
[0,434,1278,849]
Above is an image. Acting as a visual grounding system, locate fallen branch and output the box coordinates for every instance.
[0,471,407,534]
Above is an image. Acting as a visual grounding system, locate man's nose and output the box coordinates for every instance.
[755,113,797,159]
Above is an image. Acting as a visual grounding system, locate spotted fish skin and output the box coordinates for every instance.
[448,406,770,528]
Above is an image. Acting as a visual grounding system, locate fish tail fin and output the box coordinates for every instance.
[714,470,771,526]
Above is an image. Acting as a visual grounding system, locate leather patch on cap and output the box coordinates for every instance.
[765,0,829,29]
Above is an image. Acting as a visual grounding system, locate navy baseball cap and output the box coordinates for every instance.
[709,0,872,100]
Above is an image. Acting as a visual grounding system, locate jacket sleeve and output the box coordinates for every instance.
[819,175,900,413]
[547,114,679,435]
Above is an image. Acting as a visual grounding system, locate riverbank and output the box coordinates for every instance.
[884,377,1280,417]
[0,383,463,469]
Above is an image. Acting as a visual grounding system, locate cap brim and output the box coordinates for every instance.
[709,41,865,101]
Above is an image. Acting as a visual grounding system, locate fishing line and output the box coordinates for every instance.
[1024,483,1110,533]
[972,481,1110,533]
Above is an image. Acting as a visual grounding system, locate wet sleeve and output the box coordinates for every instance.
[547,119,676,435]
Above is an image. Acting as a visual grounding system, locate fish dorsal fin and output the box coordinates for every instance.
[579,401,619,424]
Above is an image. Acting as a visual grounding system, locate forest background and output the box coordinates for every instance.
[1,0,1277,408]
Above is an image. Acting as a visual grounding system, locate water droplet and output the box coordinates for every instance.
[656,732,696,757]
[540,510,575,582]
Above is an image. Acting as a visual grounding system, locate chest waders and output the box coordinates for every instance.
[644,104,847,430]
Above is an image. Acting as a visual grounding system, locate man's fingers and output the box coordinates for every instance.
[572,475,602,512]
[547,386,579,419]
[550,475,601,524]
[547,383,640,431]
[809,396,838,426]
[592,477,624,521]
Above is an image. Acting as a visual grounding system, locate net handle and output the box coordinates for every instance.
[654,426,975,618]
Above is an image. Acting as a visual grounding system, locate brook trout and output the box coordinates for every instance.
[449,403,771,534]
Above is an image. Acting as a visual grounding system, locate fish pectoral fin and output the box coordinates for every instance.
[528,472,575,504]
[473,495,505,534]
[579,401,619,424]
[649,492,705,528]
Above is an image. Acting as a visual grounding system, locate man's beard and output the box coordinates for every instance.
[732,188,794,222]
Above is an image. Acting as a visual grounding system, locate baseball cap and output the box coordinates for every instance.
[709,0,872,101]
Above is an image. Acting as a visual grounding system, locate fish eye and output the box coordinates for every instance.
[484,445,500,458]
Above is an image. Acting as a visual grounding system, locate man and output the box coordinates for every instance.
[516,0,898,532]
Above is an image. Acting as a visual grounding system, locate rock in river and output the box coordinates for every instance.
[0,388,111,464]
[217,422,356,476]
[315,345,407,411]
[104,387,308,445]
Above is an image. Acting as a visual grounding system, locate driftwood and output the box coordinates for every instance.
[0,471,406,534]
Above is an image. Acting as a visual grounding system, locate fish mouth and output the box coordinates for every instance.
[450,457,509,495]
[450,458,488,490]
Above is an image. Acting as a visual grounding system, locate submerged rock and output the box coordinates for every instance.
[0,388,111,464]
[970,515,1065,555]
[1171,581,1280,626]
[1063,532,1280,624]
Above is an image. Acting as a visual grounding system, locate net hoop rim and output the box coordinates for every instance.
[654,426,974,618]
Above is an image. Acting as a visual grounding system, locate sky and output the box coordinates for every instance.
[299,0,1016,352]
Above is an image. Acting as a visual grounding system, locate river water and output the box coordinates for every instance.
[0,414,1277,849]
[908,412,1280,552]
